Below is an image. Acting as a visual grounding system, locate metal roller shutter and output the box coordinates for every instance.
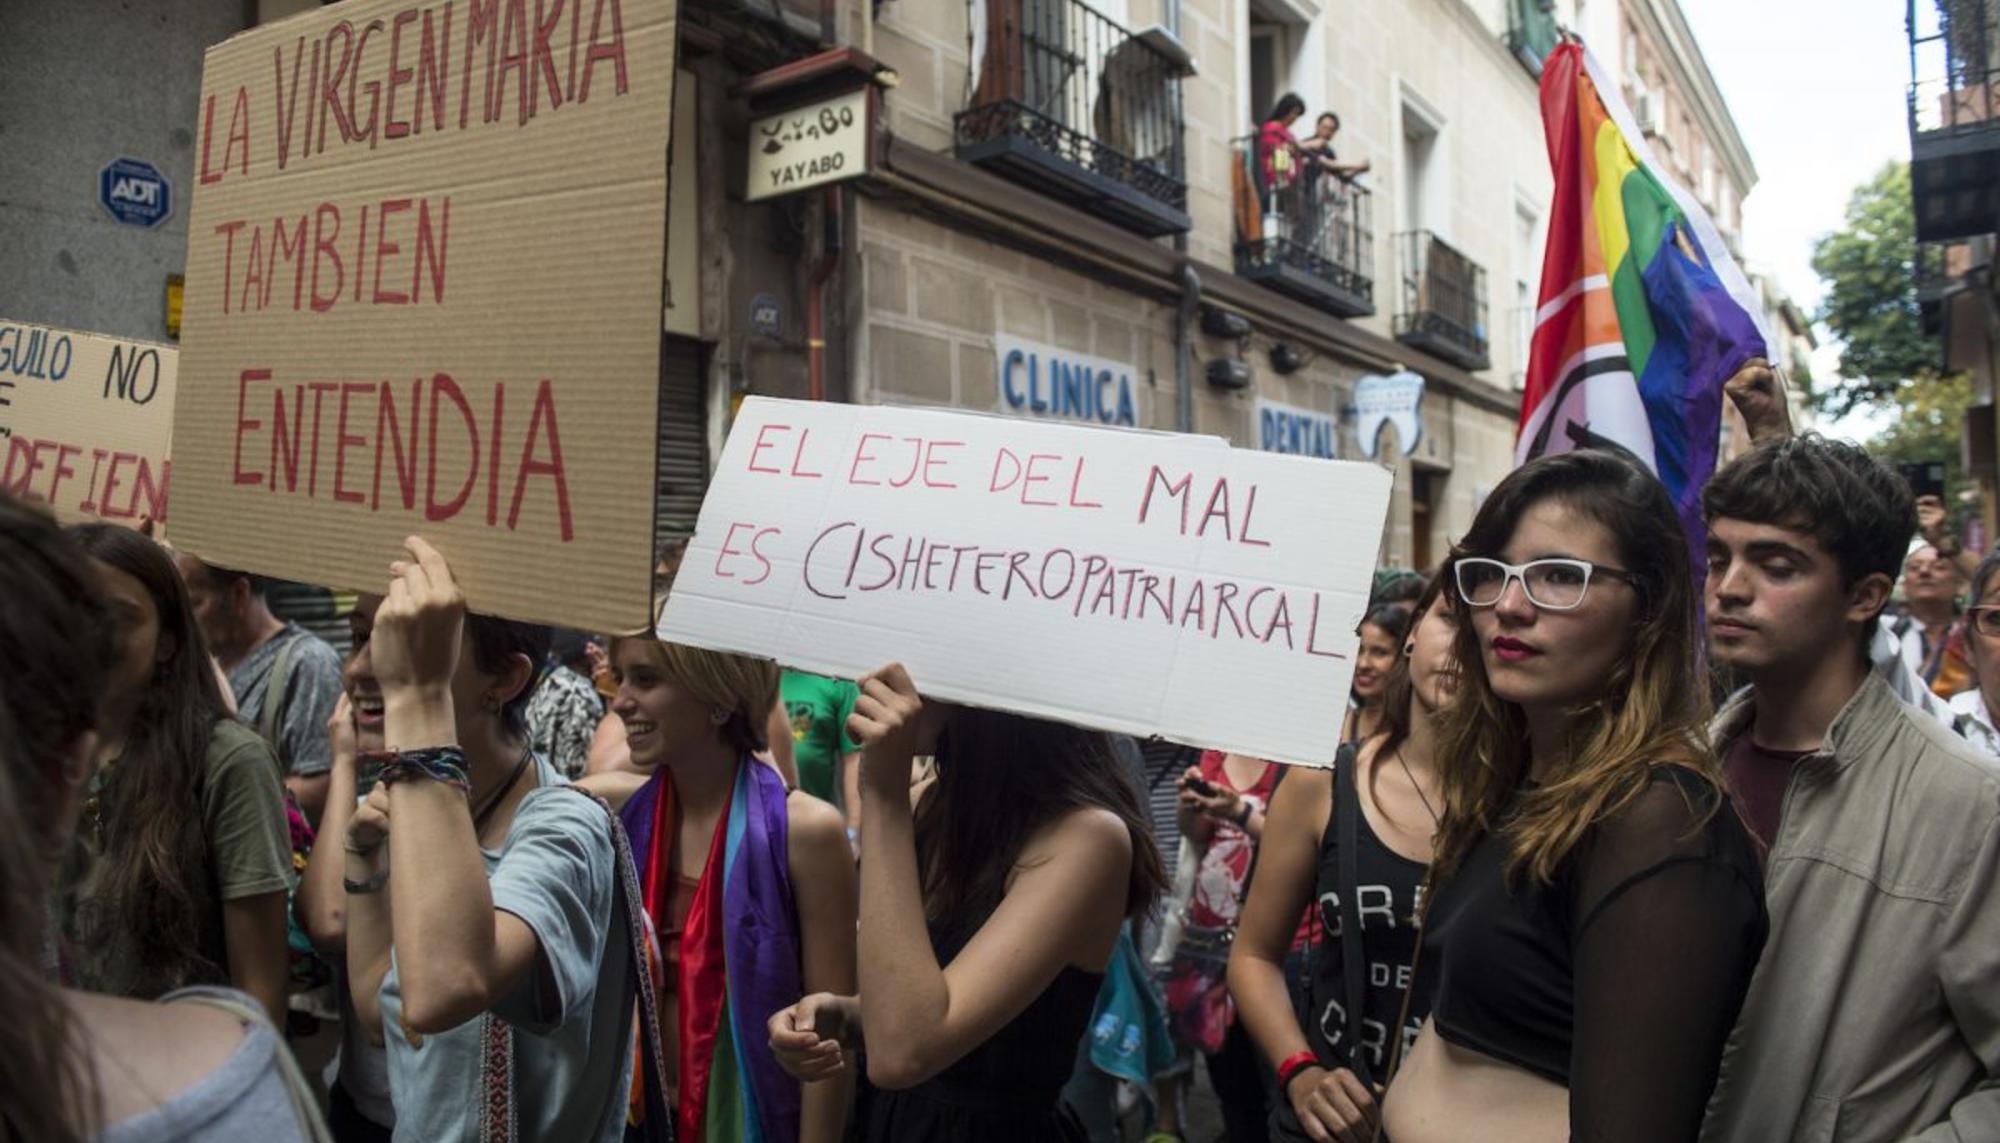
[266,582,355,660]
[656,336,710,545]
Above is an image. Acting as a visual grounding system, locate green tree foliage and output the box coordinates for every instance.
[1864,371,1977,515]
[1809,162,1941,417]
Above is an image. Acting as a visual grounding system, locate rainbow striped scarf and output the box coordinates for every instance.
[621,757,802,1143]
[1518,41,1767,568]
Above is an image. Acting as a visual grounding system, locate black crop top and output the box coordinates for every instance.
[1420,765,1767,1143]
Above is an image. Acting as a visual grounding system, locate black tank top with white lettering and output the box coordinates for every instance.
[1303,747,1434,1081]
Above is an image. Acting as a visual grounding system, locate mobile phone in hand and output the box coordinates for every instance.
[1896,461,1947,501]
[1185,776,1219,797]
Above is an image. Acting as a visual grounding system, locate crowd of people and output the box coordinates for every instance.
[2,358,1997,1143]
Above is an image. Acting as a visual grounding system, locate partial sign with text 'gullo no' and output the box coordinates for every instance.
[659,398,1394,767]
[1,320,177,528]
[170,0,680,633]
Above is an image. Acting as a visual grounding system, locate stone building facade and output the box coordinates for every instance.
[849,0,1567,568]
[1,0,1762,570]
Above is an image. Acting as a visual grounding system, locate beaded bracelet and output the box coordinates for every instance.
[362,746,472,796]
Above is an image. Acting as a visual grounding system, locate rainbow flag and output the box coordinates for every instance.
[623,757,803,1143]
[1518,41,1767,560]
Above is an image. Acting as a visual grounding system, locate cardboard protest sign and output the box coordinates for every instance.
[659,398,1393,767]
[0,320,177,527]
[170,0,679,633]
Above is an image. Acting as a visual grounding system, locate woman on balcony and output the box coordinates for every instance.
[1257,93,1307,204]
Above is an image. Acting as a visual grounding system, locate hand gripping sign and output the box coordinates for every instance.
[659,398,1394,767]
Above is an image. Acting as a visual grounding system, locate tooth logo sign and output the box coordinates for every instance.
[1353,371,1425,460]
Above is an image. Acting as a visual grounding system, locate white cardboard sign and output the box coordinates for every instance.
[658,397,1393,767]
[0,320,177,527]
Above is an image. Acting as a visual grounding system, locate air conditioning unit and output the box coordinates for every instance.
[1633,90,1660,134]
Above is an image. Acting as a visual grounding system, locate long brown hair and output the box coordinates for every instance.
[67,524,234,995]
[917,709,1166,934]
[1,496,119,1142]
[1431,450,1718,885]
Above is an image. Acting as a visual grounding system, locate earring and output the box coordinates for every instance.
[481,695,502,714]
[708,709,729,726]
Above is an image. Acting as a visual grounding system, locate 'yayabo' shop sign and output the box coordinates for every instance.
[747,88,869,201]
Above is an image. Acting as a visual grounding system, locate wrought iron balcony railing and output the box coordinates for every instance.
[1395,230,1491,372]
[1907,0,2000,240]
[956,0,1191,236]
[1231,138,1374,318]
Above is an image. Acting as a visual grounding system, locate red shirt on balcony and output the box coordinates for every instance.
[1259,118,1300,193]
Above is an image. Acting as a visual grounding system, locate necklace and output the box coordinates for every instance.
[471,747,534,837]
[1393,747,1440,828]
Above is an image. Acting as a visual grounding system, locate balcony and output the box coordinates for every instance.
[1231,140,1374,318]
[1506,0,1562,78]
[1395,231,1491,371]
[956,0,1192,237]
[691,0,831,53]
[1908,0,2000,241]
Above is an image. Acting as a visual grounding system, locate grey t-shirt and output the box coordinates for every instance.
[97,989,308,1143]
[377,763,634,1143]
[228,623,344,778]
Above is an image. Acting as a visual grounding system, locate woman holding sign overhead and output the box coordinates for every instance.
[766,667,1166,1143]
[338,540,662,1143]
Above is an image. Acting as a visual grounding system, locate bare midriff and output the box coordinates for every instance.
[1382,1020,1567,1143]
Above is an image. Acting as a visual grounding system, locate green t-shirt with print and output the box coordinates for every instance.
[781,671,860,806]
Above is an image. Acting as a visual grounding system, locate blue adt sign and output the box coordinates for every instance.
[99,158,171,228]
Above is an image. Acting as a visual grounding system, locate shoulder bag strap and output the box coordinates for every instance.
[475,785,674,1143]
[551,784,675,1142]
[168,989,334,1143]
[1378,872,1430,1101]
[258,634,297,749]
[1335,748,1374,1089]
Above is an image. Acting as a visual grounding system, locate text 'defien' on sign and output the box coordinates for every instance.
[1,319,177,528]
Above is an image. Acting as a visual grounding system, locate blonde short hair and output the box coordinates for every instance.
[610,635,779,754]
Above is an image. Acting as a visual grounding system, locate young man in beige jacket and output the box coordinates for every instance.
[1698,431,2000,1143]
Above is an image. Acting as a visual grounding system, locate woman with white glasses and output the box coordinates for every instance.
[1381,450,1766,1143]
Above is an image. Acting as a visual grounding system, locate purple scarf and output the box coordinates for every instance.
[621,757,802,1142]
